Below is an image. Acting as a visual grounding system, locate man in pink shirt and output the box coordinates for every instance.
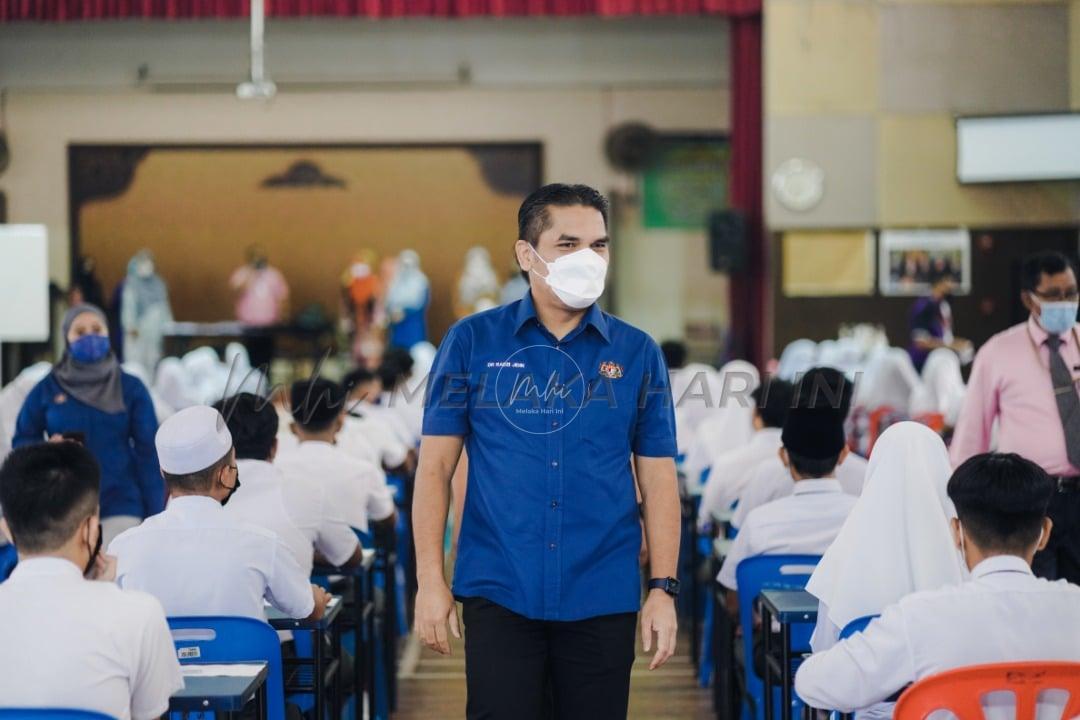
[229,246,290,370]
[230,246,290,326]
[951,251,1080,583]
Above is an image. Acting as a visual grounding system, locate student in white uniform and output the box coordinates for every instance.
[682,359,760,487]
[214,393,362,576]
[795,452,1080,716]
[717,370,858,610]
[805,422,964,654]
[698,379,793,530]
[109,405,330,622]
[341,367,415,475]
[0,442,182,719]
[275,379,397,535]
[732,368,867,529]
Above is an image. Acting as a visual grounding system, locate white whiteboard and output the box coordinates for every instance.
[0,224,50,341]
[957,114,1080,183]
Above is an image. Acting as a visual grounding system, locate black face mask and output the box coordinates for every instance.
[220,471,241,507]
[84,523,103,577]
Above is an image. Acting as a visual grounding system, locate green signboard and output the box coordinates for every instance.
[642,137,730,230]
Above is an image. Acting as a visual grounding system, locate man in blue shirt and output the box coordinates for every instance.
[414,184,681,720]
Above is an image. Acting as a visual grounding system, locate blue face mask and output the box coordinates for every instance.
[1036,299,1079,337]
[69,334,111,364]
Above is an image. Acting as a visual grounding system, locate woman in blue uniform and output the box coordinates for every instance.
[13,304,163,544]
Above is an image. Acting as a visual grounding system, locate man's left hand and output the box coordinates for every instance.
[641,589,677,670]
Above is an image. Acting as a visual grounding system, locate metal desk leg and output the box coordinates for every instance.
[781,619,792,720]
[366,569,378,720]
[690,515,701,671]
[333,617,343,720]
[258,673,268,720]
[352,574,364,718]
[314,627,324,720]
[763,604,774,720]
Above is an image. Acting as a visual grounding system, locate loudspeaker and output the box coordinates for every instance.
[708,209,746,273]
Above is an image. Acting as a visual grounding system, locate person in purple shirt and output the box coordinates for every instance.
[907,267,971,372]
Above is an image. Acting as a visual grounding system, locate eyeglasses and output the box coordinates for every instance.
[1032,289,1080,302]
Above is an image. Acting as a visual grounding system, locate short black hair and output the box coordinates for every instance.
[792,367,853,418]
[753,379,793,429]
[291,378,346,432]
[343,367,379,394]
[0,442,100,553]
[660,340,687,370]
[214,393,277,461]
[162,452,231,494]
[786,449,841,480]
[948,453,1055,555]
[1021,251,1077,292]
[517,184,610,248]
[378,347,415,391]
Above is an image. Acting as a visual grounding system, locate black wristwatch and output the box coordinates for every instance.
[648,577,680,597]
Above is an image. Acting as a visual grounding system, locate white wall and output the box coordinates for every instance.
[0,17,729,339]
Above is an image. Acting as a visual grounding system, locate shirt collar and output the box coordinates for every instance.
[791,478,843,496]
[513,290,610,344]
[167,494,225,513]
[8,556,83,581]
[971,554,1034,579]
[752,427,783,444]
[1028,314,1051,344]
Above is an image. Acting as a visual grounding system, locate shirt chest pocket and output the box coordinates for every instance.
[572,375,639,452]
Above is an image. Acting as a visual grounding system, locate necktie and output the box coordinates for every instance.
[1046,334,1080,470]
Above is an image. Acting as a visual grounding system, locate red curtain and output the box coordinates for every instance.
[727,12,765,368]
[0,0,759,21]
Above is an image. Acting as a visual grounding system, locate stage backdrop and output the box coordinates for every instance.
[69,143,542,345]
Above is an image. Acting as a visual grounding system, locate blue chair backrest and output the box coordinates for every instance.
[0,711,115,720]
[735,554,821,720]
[167,616,285,720]
[0,544,18,582]
[838,614,879,641]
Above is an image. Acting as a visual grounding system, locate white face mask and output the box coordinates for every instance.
[530,246,608,310]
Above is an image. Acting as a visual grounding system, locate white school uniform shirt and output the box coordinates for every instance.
[273,453,360,568]
[274,440,395,533]
[717,479,856,590]
[731,453,868,529]
[109,495,314,621]
[226,459,314,575]
[795,556,1080,716]
[341,410,409,469]
[0,557,183,720]
[378,390,422,446]
[698,427,783,529]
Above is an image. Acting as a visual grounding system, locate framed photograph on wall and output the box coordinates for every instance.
[878,228,971,296]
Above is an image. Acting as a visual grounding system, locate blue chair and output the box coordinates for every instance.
[0,711,115,720]
[839,614,879,641]
[167,616,285,720]
[735,554,821,720]
[0,544,17,583]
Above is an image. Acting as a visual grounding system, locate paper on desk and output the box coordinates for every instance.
[263,596,340,611]
[181,664,264,678]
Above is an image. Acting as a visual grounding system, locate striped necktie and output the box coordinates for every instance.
[1046,334,1080,470]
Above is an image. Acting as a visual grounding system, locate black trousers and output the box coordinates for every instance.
[461,596,637,720]
[1033,487,1080,584]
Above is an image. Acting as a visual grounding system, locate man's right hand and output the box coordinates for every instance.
[415,580,460,655]
[307,585,332,621]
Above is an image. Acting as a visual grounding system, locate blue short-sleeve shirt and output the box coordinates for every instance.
[423,292,677,621]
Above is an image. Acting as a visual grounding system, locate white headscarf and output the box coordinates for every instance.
[777,339,818,381]
[682,360,760,484]
[909,348,966,427]
[805,421,965,632]
[457,246,500,311]
[852,347,923,414]
[386,249,430,313]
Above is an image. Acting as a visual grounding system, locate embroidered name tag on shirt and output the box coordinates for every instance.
[599,361,623,379]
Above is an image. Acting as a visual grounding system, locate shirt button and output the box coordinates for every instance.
[551,501,558,508]
[549,543,557,550]
[551,460,559,468]
[551,420,559,428]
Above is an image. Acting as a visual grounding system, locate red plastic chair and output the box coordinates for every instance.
[894,662,1080,720]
